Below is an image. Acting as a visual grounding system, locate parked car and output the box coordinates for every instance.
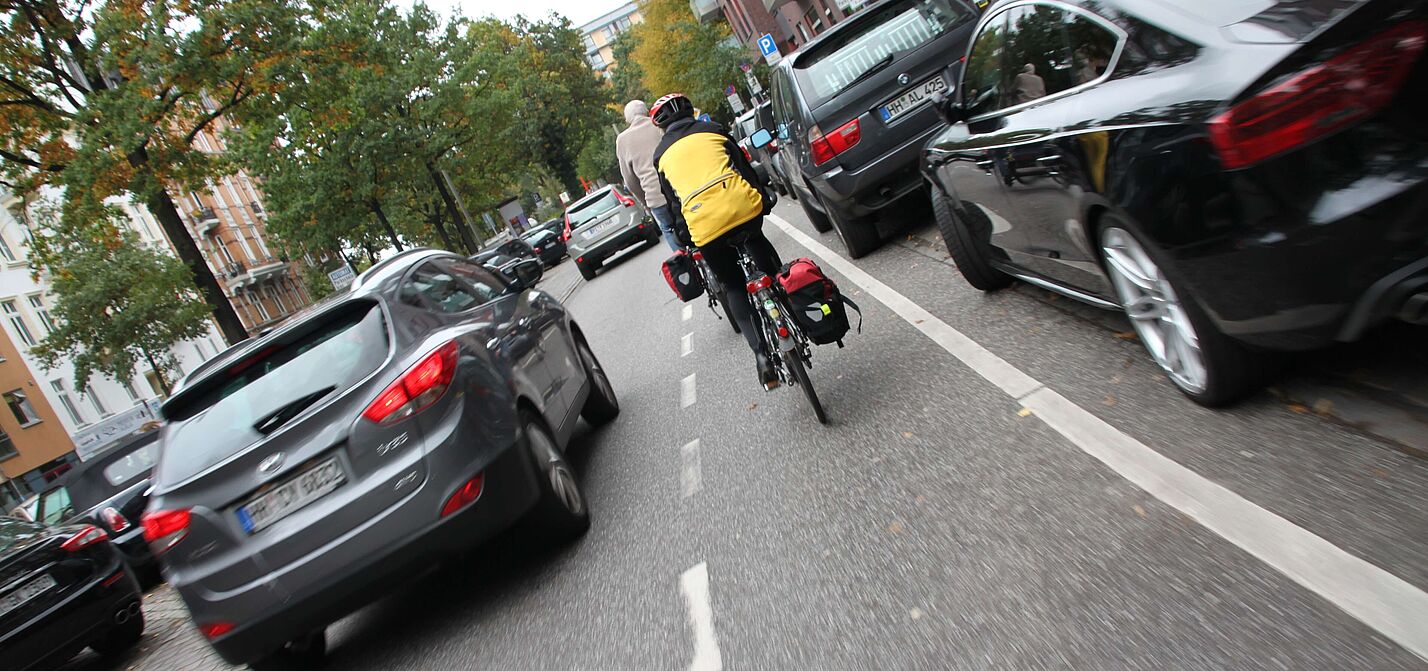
[562,185,660,281]
[521,229,567,266]
[923,0,1428,406]
[482,238,538,263]
[470,251,525,281]
[143,248,619,668]
[766,0,981,257]
[534,218,565,238]
[732,102,781,194]
[0,516,145,671]
[44,431,162,583]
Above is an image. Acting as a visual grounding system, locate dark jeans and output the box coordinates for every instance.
[698,217,784,354]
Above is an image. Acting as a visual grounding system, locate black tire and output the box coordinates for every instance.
[576,336,619,425]
[1098,217,1264,407]
[522,410,591,540]
[932,189,1013,291]
[798,191,833,234]
[719,295,741,334]
[825,197,881,258]
[783,350,827,424]
[91,610,144,657]
[248,630,325,670]
[577,259,596,281]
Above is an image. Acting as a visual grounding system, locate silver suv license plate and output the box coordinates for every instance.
[237,457,345,534]
[878,76,948,122]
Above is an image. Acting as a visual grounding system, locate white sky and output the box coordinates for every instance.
[401,0,630,28]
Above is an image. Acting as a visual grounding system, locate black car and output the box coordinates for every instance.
[733,102,781,195]
[46,431,162,583]
[483,238,539,263]
[0,517,145,670]
[923,0,1428,405]
[471,251,525,281]
[767,0,981,257]
[520,229,567,266]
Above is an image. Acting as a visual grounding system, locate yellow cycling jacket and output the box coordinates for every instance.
[653,118,769,247]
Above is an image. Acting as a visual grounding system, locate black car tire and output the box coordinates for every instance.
[577,259,597,281]
[1098,217,1263,407]
[522,410,591,541]
[830,206,881,259]
[798,190,833,234]
[248,630,326,670]
[932,190,1013,292]
[576,336,619,425]
[91,610,144,657]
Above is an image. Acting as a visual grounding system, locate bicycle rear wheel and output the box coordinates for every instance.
[720,294,741,334]
[783,350,826,424]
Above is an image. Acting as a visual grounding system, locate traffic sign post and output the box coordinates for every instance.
[757,33,780,66]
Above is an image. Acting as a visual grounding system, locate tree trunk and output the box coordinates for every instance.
[140,345,172,397]
[364,243,379,265]
[425,161,477,254]
[139,168,248,344]
[425,204,455,251]
[369,199,403,251]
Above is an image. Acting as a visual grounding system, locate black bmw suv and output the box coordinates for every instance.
[768,0,981,257]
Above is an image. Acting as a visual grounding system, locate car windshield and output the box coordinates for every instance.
[35,487,73,525]
[523,230,553,245]
[103,443,157,487]
[158,302,389,483]
[566,191,620,228]
[795,0,974,107]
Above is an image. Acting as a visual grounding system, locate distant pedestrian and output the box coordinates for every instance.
[1013,63,1046,104]
[616,100,681,251]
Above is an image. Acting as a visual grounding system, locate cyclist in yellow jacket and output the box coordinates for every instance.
[651,92,784,388]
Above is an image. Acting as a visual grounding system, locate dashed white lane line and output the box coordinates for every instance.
[681,439,703,498]
[680,562,723,671]
[767,213,1428,661]
[681,332,694,357]
[683,304,693,321]
[681,373,697,408]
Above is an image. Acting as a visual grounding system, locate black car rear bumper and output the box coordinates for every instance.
[4,553,142,671]
[811,122,943,219]
[207,440,538,665]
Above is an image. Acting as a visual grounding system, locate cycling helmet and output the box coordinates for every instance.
[650,93,695,129]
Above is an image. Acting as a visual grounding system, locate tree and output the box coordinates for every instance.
[609,30,651,103]
[576,125,621,186]
[629,0,753,123]
[0,0,306,345]
[27,205,212,395]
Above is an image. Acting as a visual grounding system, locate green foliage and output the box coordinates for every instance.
[576,126,621,186]
[629,0,751,124]
[298,261,339,302]
[27,205,212,393]
[609,30,651,103]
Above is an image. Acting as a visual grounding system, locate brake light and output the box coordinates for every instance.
[60,525,108,552]
[199,622,236,639]
[100,506,129,533]
[1209,21,1427,169]
[810,119,861,166]
[363,341,459,425]
[691,251,703,261]
[742,146,753,162]
[777,326,790,338]
[142,509,191,555]
[746,275,772,294]
[441,473,485,517]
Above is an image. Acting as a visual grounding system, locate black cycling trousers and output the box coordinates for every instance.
[698,217,784,354]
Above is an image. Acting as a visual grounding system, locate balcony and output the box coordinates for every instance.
[691,0,722,22]
[222,258,289,290]
[193,207,220,233]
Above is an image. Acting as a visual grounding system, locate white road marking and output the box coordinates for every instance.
[681,373,697,408]
[680,562,723,671]
[683,304,693,321]
[767,213,1428,661]
[681,332,694,357]
[681,439,703,498]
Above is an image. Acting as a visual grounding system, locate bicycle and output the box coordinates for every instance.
[687,247,741,334]
[729,232,827,424]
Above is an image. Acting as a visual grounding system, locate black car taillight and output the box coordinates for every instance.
[1209,21,1427,169]
[100,506,129,533]
[61,525,108,552]
[362,341,458,425]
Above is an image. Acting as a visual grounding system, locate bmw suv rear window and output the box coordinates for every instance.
[795,0,975,107]
[157,301,389,483]
[566,191,620,227]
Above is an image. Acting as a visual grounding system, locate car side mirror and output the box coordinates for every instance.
[931,90,965,126]
[750,128,774,149]
[510,258,543,290]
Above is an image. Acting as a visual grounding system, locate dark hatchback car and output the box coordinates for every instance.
[0,517,145,671]
[520,229,567,266]
[923,0,1428,405]
[43,431,162,583]
[143,249,618,668]
[768,0,981,257]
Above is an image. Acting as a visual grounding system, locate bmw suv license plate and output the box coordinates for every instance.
[237,458,345,534]
[878,76,947,123]
[0,573,56,617]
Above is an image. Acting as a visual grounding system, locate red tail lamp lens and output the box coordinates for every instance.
[141,509,191,555]
[363,341,459,425]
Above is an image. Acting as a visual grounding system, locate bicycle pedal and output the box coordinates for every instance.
[763,380,781,391]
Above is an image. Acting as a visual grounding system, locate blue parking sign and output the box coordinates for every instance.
[758,34,777,57]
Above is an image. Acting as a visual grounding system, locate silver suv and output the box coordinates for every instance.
[143,249,619,669]
[563,185,659,280]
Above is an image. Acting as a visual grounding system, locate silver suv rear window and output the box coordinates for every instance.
[566,191,620,228]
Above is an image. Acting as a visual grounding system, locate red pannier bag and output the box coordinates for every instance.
[777,258,860,345]
[662,250,704,302]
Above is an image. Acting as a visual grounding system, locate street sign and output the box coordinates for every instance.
[740,63,752,73]
[745,70,763,96]
[727,93,745,114]
[697,113,712,122]
[328,265,355,291]
[725,84,737,96]
[757,33,779,65]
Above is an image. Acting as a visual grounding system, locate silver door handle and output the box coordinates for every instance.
[1035,155,1062,163]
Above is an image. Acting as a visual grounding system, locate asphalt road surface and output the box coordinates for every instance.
[67,200,1428,670]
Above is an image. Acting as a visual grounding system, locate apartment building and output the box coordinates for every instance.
[0,319,79,511]
[580,3,644,75]
[700,0,849,56]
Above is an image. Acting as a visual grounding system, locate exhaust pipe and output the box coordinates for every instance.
[1399,291,1428,325]
[114,601,141,624]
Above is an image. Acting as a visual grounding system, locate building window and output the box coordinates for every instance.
[50,380,85,425]
[83,384,108,417]
[26,296,54,336]
[2,300,36,347]
[211,234,236,265]
[122,379,142,403]
[144,371,167,398]
[581,34,597,52]
[4,390,39,426]
[0,232,16,263]
[588,52,607,69]
[0,428,15,460]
